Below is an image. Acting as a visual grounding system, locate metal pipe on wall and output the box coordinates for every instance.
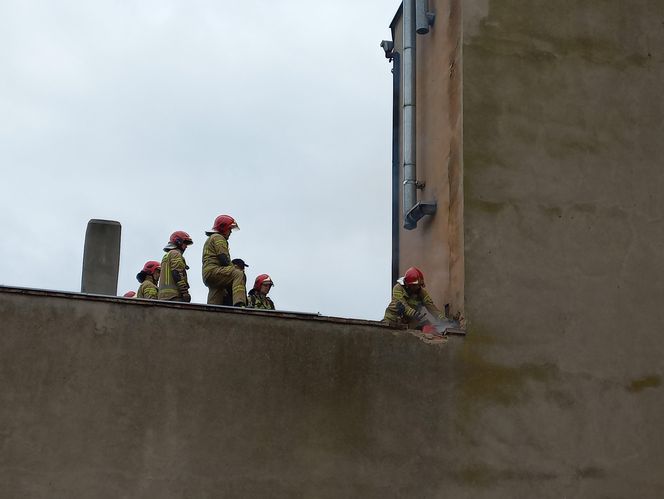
[402,0,437,230]
[391,52,401,284]
[402,0,417,230]
[415,0,436,35]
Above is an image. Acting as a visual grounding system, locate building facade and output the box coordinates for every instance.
[385,1,664,495]
[387,0,464,320]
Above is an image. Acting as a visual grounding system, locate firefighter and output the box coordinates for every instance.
[202,215,247,306]
[136,260,161,299]
[247,274,275,310]
[383,267,447,330]
[158,231,193,302]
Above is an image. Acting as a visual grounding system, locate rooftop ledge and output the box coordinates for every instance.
[0,284,402,330]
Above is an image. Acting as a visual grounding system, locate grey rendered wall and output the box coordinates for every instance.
[2,276,663,499]
[0,288,468,499]
[462,0,664,497]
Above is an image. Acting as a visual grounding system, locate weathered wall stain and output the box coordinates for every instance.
[450,464,558,487]
[457,343,558,407]
[626,375,662,393]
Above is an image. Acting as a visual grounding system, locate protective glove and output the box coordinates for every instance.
[181,292,192,303]
[414,310,428,323]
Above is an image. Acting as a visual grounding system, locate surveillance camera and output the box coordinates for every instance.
[380,40,394,58]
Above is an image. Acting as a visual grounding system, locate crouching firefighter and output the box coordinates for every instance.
[383,267,447,332]
[202,214,247,307]
[247,274,275,310]
[136,260,161,299]
[158,231,193,302]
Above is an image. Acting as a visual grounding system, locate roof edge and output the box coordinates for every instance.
[389,2,403,39]
[0,284,403,330]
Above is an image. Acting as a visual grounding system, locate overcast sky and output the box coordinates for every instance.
[1,0,399,320]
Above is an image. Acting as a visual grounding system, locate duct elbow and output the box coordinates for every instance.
[404,201,437,230]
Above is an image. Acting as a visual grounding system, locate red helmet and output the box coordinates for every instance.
[141,260,161,275]
[253,274,274,291]
[136,260,162,282]
[403,267,425,286]
[168,230,194,247]
[208,215,239,235]
[123,291,136,298]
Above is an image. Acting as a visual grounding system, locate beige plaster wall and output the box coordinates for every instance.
[394,0,464,317]
[463,0,664,351]
[459,1,664,494]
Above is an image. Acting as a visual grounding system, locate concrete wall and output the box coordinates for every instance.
[393,0,464,317]
[0,287,463,498]
[463,0,664,353]
[3,285,663,497]
[80,219,121,295]
[385,1,664,496]
[463,0,664,423]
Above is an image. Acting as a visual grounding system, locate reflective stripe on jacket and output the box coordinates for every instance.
[202,233,232,282]
[158,249,189,300]
[137,279,158,299]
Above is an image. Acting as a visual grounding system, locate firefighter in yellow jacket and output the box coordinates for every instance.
[202,215,247,306]
[247,274,275,310]
[383,267,447,330]
[136,260,161,299]
[158,231,193,302]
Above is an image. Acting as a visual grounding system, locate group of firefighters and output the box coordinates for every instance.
[125,214,449,332]
[127,214,275,310]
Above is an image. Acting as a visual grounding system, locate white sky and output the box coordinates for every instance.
[1,0,399,320]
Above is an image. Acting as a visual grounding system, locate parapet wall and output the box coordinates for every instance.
[1,286,662,498]
[0,287,459,498]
